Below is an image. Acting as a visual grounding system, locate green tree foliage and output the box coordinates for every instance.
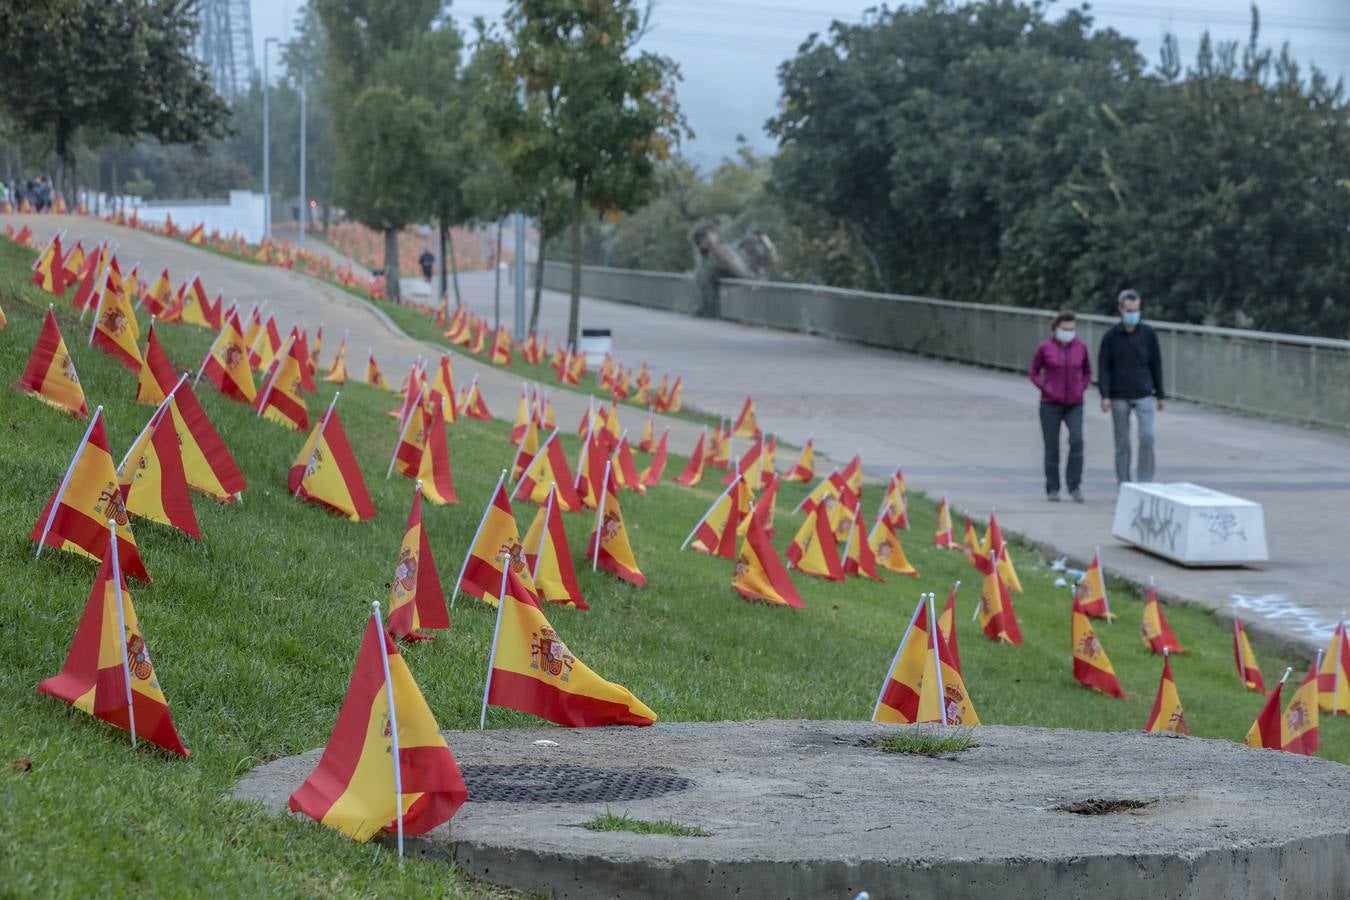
[767,1,1350,336]
[486,0,688,347]
[0,0,228,184]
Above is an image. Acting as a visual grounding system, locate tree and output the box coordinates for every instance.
[0,0,228,189]
[488,0,688,348]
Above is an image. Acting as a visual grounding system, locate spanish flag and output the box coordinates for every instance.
[872,598,931,723]
[37,536,188,755]
[685,474,749,560]
[1139,581,1187,655]
[797,469,842,518]
[142,268,174,318]
[456,475,534,606]
[290,326,317,391]
[573,430,606,511]
[961,517,984,569]
[135,324,176,406]
[786,506,844,581]
[511,415,541,484]
[883,473,909,530]
[981,512,1022,593]
[89,267,144,372]
[416,399,457,505]
[70,246,105,313]
[1233,614,1266,693]
[1317,622,1350,715]
[310,324,323,371]
[1143,651,1188,734]
[288,396,376,522]
[522,485,588,609]
[249,315,283,371]
[510,386,531,445]
[674,429,706,487]
[185,222,205,245]
[469,320,487,355]
[732,498,803,607]
[640,429,669,487]
[869,507,918,576]
[784,437,814,483]
[32,408,150,581]
[430,355,457,422]
[665,376,683,412]
[751,473,780,536]
[324,334,348,384]
[62,239,85,282]
[639,407,656,452]
[1244,670,1288,751]
[16,308,88,416]
[513,431,582,512]
[977,547,1023,644]
[489,325,512,365]
[484,568,655,727]
[159,378,248,502]
[254,336,309,431]
[1072,594,1125,698]
[118,396,200,538]
[31,234,69,295]
[289,609,467,842]
[603,399,623,450]
[1282,658,1320,755]
[200,309,256,404]
[1075,548,1113,619]
[721,436,763,486]
[586,462,646,587]
[179,274,213,329]
[917,593,979,725]
[937,582,961,674]
[709,419,731,469]
[366,349,392,391]
[732,395,760,438]
[388,487,449,641]
[611,433,645,495]
[934,492,955,548]
[460,375,492,421]
[841,511,884,581]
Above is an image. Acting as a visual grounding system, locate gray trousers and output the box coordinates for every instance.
[1110,396,1157,482]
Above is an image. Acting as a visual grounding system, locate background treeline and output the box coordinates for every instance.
[564,2,1350,337]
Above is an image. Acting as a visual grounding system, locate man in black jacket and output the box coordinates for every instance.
[1098,289,1165,483]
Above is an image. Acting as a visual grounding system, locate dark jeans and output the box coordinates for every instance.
[1039,402,1083,494]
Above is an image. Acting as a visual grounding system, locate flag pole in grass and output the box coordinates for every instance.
[452,469,507,610]
[255,334,295,418]
[480,559,511,730]
[926,593,947,725]
[297,393,339,497]
[194,323,229,386]
[592,460,612,572]
[35,406,102,560]
[85,269,109,345]
[108,519,137,748]
[680,473,742,551]
[387,384,426,479]
[371,600,404,859]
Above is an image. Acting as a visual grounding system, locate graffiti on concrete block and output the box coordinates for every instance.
[1129,495,1183,553]
[1197,509,1247,544]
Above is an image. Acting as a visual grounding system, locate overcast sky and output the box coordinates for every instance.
[250,0,1350,168]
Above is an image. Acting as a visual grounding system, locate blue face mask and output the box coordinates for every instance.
[1122,311,1142,326]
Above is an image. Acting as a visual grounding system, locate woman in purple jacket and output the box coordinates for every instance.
[1028,310,1093,502]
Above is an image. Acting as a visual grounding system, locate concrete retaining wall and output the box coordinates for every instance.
[540,261,1350,430]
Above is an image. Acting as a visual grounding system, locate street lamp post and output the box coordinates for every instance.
[298,67,307,251]
[263,37,279,241]
[514,212,527,341]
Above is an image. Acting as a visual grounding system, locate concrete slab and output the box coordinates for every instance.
[235,720,1350,899]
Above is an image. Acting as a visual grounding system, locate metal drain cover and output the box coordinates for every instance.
[463,764,694,804]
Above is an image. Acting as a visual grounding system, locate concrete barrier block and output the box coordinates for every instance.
[1112,482,1269,566]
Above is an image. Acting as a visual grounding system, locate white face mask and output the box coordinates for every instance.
[1055,329,1076,344]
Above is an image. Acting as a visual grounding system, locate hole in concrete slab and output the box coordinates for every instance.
[858,729,975,757]
[463,764,694,804]
[1055,798,1156,815]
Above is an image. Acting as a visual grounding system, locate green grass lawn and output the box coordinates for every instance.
[0,239,1341,896]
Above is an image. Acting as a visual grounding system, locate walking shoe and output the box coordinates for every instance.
[1047,491,1061,502]
[1070,489,1085,503]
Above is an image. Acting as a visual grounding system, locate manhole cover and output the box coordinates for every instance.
[463,764,694,804]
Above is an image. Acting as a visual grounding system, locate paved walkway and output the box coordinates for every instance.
[13,214,1346,651]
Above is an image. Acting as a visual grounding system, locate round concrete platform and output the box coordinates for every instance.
[235,720,1350,899]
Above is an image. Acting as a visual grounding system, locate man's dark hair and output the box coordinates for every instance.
[1051,309,1076,330]
[1118,289,1141,307]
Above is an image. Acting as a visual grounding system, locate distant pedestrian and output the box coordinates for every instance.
[418,248,435,282]
[1029,310,1092,502]
[1099,289,1165,483]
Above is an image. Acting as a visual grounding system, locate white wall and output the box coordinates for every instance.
[129,191,267,244]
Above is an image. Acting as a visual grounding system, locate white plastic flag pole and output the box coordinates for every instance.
[371,601,404,859]
[452,469,507,609]
[927,593,947,725]
[513,431,557,501]
[86,268,110,345]
[479,562,511,730]
[36,407,102,559]
[871,597,924,721]
[531,485,557,584]
[116,386,177,475]
[109,520,138,749]
[1096,547,1113,621]
[255,334,295,418]
[387,384,426,478]
[297,393,340,498]
[680,473,741,551]
[194,324,230,386]
[592,460,612,572]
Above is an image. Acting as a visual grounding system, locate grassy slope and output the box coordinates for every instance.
[0,240,1342,896]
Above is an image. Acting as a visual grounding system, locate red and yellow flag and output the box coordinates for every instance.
[161,379,248,502]
[118,399,200,538]
[961,517,984,569]
[324,335,348,384]
[1317,622,1350,715]
[511,417,541,484]
[460,376,492,421]
[289,611,467,841]
[416,399,457,505]
[977,547,1023,645]
[842,510,884,581]
[673,429,706,486]
[31,234,69,295]
[937,582,961,674]
[456,476,534,605]
[721,436,763,486]
[32,409,150,581]
[430,355,456,422]
[388,488,449,640]
[178,274,214,329]
[732,395,760,438]
[89,267,143,372]
[934,492,955,548]
[586,463,646,587]
[611,433,646,495]
[1075,549,1113,619]
[709,419,731,469]
[869,507,919,577]
[1143,652,1188,734]
[1282,659,1320,755]
[489,325,512,365]
[1140,582,1187,655]
[786,506,844,581]
[288,398,376,522]
[638,407,655,452]
[686,474,749,560]
[513,431,582,512]
[1072,594,1125,698]
[732,498,803,607]
[641,429,669,487]
[185,222,205,245]
[664,376,683,412]
[201,309,257,404]
[254,336,309,431]
[62,239,85,282]
[69,246,105,313]
[135,323,176,406]
[522,485,588,610]
[574,430,608,511]
[16,308,88,416]
[143,268,173,318]
[249,315,283,371]
[1244,675,1286,751]
[917,594,979,726]
[882,474,908,530]
[784,437,814,483]
[873,599,930,724]
[981,512,1022,593]
[37,538,187,755]
[1233,615,1266,693]
[486,568,655,726]
[509,386,531,445]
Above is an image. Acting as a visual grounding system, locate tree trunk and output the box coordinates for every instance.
[384,227,401,304]
[568,174,584,350]
[448,230,462,306]
[530,232,546,336]
[437,219,448,300]
[493,218,503,331]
